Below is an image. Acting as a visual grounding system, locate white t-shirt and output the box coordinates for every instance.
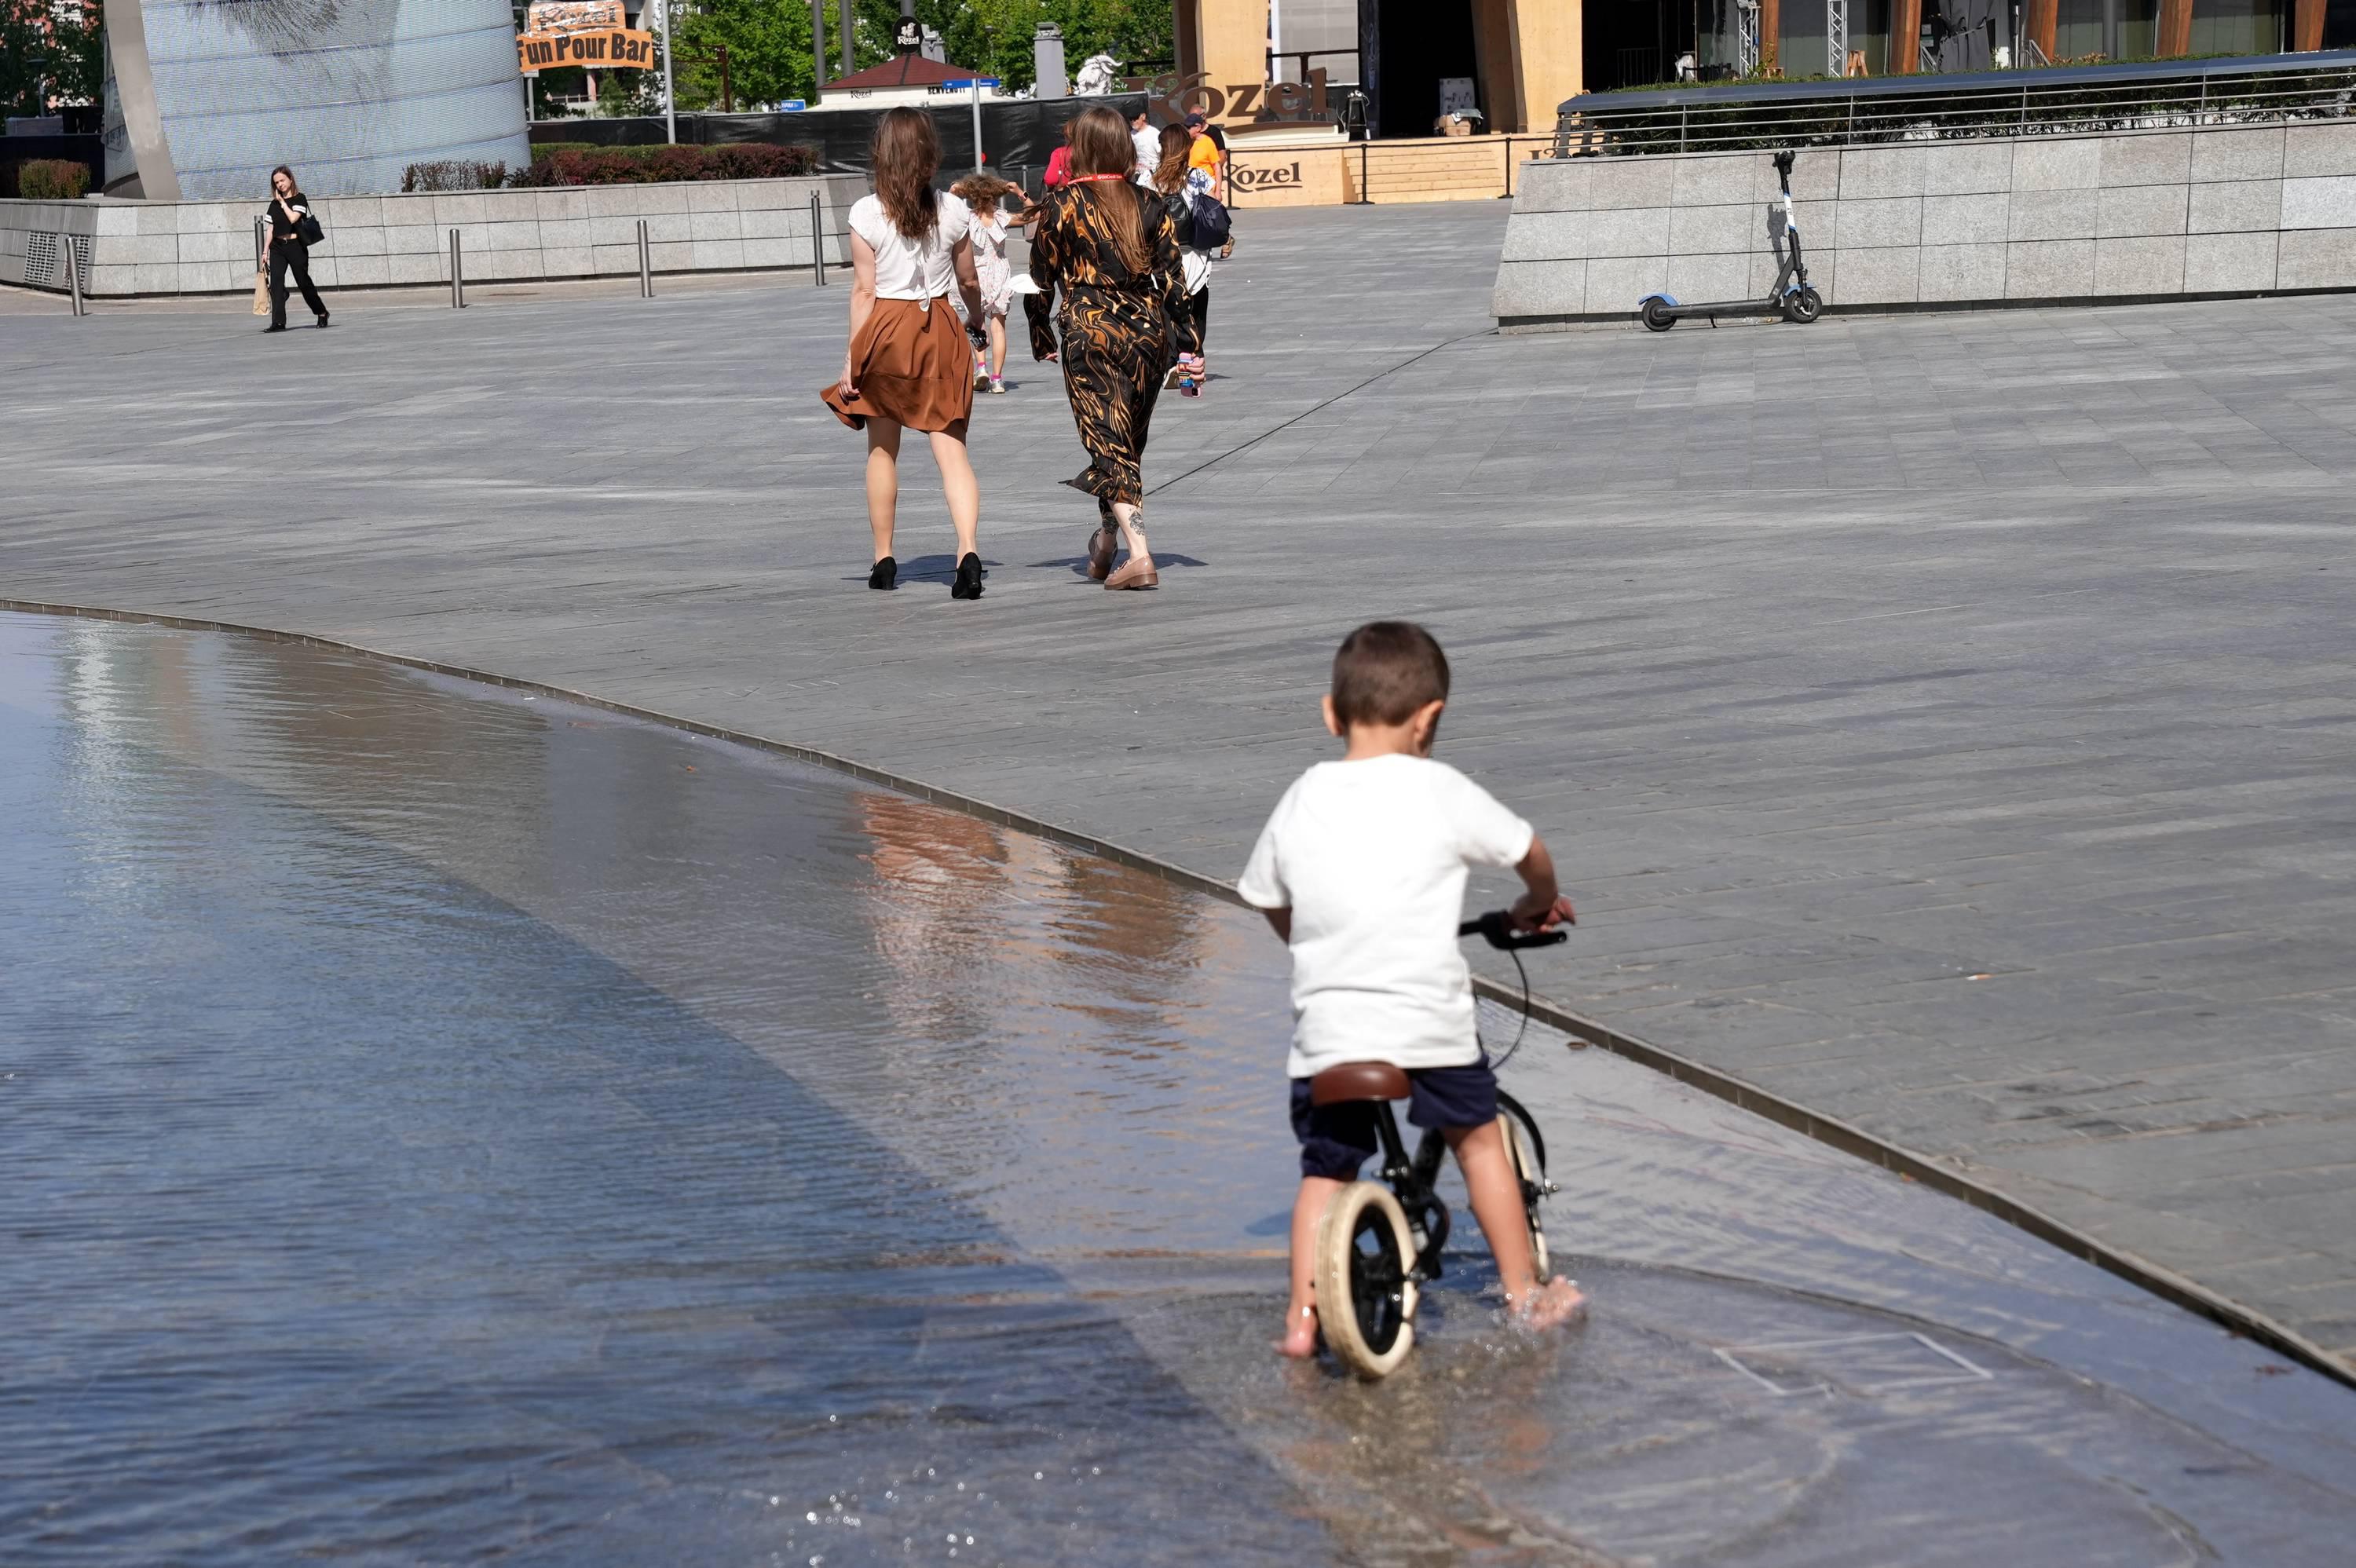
[1238,755,1535,1078]
[847,191,972,300]
[1132,123,1161,183]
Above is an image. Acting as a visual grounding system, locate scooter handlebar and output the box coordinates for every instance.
[1458,910,1571,951]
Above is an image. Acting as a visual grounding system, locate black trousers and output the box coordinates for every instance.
[1187,287,1209,352]
[269,240,325,326]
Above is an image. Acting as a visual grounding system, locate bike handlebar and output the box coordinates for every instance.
[1458,910,1570,951]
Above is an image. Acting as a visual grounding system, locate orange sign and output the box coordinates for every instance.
[518,26,657,71]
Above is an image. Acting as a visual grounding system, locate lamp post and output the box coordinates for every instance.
[658,0,676,142]
[810,0,825,102]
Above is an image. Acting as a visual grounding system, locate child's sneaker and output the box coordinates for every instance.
[988,376,1007,394]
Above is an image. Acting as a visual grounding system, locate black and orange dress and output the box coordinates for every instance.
[1026,177,1199,509]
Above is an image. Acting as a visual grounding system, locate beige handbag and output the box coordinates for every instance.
[252,268,270,316]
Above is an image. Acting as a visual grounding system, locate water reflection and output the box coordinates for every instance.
[5,612,2354,1567]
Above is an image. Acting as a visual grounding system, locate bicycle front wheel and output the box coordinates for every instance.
[1314,1181,1419,1380]
[1496,1091,1551,1283]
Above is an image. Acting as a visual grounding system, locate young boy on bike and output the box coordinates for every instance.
[1239,621,1586,1356]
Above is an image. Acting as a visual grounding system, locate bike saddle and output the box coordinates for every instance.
[1311,1062,1413,1106]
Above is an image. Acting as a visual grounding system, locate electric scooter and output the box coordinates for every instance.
[1637,148,1823,331]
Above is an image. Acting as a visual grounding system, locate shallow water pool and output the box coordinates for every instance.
[3,612,2351,1566]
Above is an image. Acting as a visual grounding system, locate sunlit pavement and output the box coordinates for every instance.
[7,614,2352,1564]
[5,198,2356,1385]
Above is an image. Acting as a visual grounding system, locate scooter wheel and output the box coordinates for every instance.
[1314,1181,1419,1380]
[1640,298,1676,333]
[1786,287,1824,324]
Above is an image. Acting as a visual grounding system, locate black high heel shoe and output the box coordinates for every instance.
[868,556,897,590]
[949,552,984,600]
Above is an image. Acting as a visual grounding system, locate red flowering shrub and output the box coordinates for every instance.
[507,142,818,187]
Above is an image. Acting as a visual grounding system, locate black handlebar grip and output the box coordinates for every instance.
[1458,911,1571,950]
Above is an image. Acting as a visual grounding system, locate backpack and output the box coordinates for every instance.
[1161,188,1195,248]
[1187,188,1231,250]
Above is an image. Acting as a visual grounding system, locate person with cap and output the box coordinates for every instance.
[1184,112,1228,204]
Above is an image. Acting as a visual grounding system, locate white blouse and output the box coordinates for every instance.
[847,192,972,301]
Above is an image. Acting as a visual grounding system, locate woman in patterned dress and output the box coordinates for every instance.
[1026,104,1203,592]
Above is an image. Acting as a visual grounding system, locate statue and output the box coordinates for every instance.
[1073,51,1119,97]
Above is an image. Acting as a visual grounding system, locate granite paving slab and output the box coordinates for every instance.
[4,198,2354,1377]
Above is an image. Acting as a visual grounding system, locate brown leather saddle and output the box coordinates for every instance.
[1310,1061,1412,1106]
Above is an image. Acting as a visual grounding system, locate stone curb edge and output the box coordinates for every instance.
[9,594,2348,1392]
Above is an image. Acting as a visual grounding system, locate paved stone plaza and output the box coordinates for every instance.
[5,199,2353,1376]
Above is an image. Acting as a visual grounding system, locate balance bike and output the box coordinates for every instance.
[1309,911,1566,1380]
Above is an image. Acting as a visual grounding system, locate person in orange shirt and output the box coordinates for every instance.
[1183,111,1225,202]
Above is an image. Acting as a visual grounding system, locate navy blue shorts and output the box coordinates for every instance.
[1289,1058,1497,1181]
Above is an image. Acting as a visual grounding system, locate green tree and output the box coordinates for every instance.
[1,0,103,116]
[672,0,817,109]
[626,0,1173,118]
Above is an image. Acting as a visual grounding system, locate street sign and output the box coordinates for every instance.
[940,79,1001,90]
[780,99,807,110]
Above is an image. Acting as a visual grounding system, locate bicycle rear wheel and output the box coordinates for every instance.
[1314,1181,1419,1380]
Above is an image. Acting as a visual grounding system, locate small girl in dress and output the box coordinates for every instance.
[949,174,1027,394]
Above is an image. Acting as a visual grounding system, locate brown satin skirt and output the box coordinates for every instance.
[820,295,975,434]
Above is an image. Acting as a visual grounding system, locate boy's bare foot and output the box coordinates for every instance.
[1510,1276,1588,1330]
[1276,1303,1320,1358]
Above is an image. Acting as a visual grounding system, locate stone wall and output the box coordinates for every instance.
[1,176,865,297]
[1492,122,2356,329]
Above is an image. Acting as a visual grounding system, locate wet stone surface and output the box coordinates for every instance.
[3,612,2354,1565]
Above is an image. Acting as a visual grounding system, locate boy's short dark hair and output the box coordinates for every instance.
[1330,621,1451,728]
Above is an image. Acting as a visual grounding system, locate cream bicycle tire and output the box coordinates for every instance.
[1314,1180,1419,1380]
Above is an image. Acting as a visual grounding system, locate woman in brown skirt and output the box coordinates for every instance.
[822,108,991,599]
[1027,104,1203,592]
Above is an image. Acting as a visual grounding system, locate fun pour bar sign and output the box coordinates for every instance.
[517,0,658,71]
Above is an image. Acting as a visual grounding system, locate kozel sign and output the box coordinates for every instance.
[517,0,658,72]
[1129,68,1335,124]
[1231,160,1303,192]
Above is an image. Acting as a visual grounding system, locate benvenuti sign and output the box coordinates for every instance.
[517,0,657,72]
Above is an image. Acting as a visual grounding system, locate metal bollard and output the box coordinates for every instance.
[254,216,265,272]
[810,192,825,287]
[637,218,652,298]
[449,228,466,308]
[67,235,85,316]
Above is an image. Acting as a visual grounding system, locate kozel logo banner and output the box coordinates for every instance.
[1126,68,1334,124]
[1231,161,1302,191]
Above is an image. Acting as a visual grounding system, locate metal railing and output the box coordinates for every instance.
[1228,133,1600,207]
[1557,53,2356,157]
[1227,53,2356,207]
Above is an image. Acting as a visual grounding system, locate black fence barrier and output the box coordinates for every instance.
[530,94,1151,189]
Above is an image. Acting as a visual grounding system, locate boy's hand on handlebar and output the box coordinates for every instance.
[1510,893,1575,932]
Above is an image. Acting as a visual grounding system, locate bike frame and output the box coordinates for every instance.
[1366,1088,1546,1286]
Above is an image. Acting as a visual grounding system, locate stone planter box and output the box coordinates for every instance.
[1493,121,2356,327]
[1,175,866,297]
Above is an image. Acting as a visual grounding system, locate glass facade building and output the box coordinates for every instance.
[105,0,529,198]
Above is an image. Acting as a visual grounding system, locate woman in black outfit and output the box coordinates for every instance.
[263,166,328,332]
